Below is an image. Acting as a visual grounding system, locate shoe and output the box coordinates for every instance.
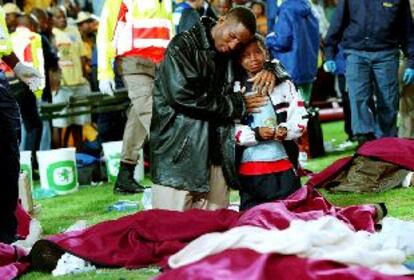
[113,162,145,194]
[355,133,375,148]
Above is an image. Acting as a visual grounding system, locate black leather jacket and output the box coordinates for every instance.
[150,17,290,193]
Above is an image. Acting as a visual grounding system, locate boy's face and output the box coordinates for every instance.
[240,41,266,75]
[212,19,252,54]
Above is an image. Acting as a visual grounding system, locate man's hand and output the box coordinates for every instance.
[323,60,337,73]
[403,68,414,85]
[13,62,43,92]
[243,94,268,113]
[99,79,116,96]
[248,70,276,95]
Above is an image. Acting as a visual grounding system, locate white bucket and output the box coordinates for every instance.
[20,151,33,189]
[36,148,78,195]
[102,141,144,183]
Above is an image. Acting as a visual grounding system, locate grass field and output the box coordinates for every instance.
[21,121,414,280]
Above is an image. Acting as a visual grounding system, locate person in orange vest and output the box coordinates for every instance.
[10,13,45,169]
[97,0,173,194]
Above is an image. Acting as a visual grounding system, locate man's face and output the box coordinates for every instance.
[5,13,19,33]
[78,20,94,35]
[212,20,253,54]
[53,10,67,29]
[38,15,50,33]
[213,0,232,16]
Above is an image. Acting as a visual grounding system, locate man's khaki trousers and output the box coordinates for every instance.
[152,166,230,211]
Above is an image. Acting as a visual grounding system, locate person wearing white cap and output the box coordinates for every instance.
[76,11,99,87]
[3,2,22,33]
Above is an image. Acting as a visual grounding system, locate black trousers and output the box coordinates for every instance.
[0,73,20,244]
[13,81,42,166]
[239,168,301,211]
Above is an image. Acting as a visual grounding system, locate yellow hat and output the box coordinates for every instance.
[75,11,99,24]
[3,3,22,15]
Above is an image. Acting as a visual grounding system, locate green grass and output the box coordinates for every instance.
[21,121,414,280]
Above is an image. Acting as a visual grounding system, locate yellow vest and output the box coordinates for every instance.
[97,0,173,80]
[0,6,13,57]
[11,27,45,98]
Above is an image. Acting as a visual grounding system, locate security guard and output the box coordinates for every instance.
[97,0,173,194]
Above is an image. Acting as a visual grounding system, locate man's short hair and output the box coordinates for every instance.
[225,7,256,35]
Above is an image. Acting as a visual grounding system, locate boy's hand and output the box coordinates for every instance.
[275,126,288,140]
[258,127,276,140]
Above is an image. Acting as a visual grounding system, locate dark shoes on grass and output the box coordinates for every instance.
[114,162,145,194]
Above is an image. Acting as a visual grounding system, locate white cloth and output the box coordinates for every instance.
[52,253,96,276]
[235,124,258,146]
[169,216,414,275]
[99,79,115,96]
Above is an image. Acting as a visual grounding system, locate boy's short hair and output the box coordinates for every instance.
[225,7,256,35]
[253,34,269,57]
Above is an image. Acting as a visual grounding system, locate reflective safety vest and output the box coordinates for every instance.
[97,0,173,80]
[11,27,45,98]
[0,6,13,58]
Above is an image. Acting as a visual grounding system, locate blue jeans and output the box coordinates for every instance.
[345,49,400,137]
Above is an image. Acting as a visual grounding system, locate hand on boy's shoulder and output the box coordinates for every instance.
[248,70,276,95]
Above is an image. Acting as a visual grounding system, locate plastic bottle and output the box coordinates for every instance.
[107,200,139,212]
[141,188,152,210]
[233,81,241,92]
[298,151,308,166]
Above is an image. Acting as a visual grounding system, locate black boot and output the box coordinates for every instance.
[355,133,375,148]
[114,162,145,194]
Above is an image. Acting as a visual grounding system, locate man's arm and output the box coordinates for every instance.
[97,0,122,81]
[2,52,19,70]
[323,0,348,61]
[159,47,246,121]
[266,8,293,53]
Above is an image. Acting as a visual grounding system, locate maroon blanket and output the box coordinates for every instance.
[156,249,414,280]
[0,244,30,280]
[0,204,32,280]
[307,137,414,188]
[44,186,379,272]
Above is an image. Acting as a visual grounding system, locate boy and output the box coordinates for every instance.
[235,35,307,210]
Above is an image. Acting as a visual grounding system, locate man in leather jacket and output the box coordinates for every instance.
[150,7,285,211]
